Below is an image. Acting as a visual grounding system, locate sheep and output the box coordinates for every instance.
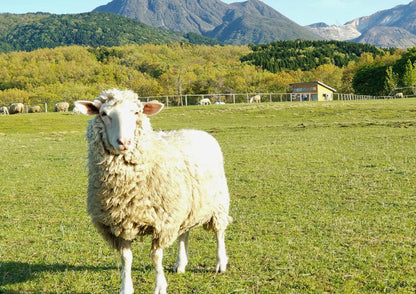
[198,98,211,105]
[0,106,9,115]
[249,94,261,103]
[28,106,42,113]
[71,105,81,115]
[54,102,69,112]
[395,92,404,98]
[8,103,24,114]
[75,89,231,294]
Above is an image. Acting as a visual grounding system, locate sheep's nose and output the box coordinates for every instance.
[117,138,131,151]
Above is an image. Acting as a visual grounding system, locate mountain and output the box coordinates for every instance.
[306,0,416,48]
[0,12,222,53]
[93,0,321,45]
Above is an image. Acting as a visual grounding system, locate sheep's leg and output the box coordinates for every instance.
[173,231,189,273]
[120,240,134,294]
[152,247,167,294]
[215,230,228,273]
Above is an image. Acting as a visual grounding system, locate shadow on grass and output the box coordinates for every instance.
[0,261,131,293]
[0,260,217,293]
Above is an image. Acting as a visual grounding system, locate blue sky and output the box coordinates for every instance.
[0,0,410,26]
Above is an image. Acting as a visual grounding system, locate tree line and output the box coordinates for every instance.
[242,40,397,72]
[0,12,222,53]
[0,41,413,109]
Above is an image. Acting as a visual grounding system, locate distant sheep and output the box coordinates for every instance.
[199,98,211,105]
[75,89,231,294]
[0,106,9,115]
[249,94,261,103]
[395,92,404,98]
[8,103,24,114]
[71,105,81,115]
[54,102,69,112]
[28,106,42,113]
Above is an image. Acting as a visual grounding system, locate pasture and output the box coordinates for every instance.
[0,99,415,293]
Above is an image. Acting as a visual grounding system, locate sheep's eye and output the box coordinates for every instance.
[101,111,108,117]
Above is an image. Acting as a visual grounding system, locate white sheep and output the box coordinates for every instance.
[54,102,69,112]
[199,98,211,105]
[249,94,261,103]
[8,103,24,114]
[28,106,42,113]
[75,89,231,294]
[0,106,9,115]
[395,92,404,98]
[71,105,81,115]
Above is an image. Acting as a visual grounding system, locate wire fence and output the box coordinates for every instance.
[138,92,409,107]
[1,92,411,115]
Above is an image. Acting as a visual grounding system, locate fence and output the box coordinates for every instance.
[3,92,410,114]
[138,92,408,106]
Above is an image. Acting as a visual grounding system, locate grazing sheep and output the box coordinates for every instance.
[199,98,211,105]
[71,105,81,115]
[54,102,69,112]
[8,103,24,114]
[0,106,9,115]
[28,106,42,113]
[75,89,231,294]
[395,92,404,98]
[249,94,261,103]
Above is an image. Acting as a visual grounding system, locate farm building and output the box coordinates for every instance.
[289,81,336,101]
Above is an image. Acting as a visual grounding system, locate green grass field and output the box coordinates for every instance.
[1,99,415,293]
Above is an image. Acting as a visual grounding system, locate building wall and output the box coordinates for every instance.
[291,82,335,101]
[317,84,333,101]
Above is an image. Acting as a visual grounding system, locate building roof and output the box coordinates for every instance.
[289,81,337,92]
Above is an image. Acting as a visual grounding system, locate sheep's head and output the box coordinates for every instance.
[75,89,164,154]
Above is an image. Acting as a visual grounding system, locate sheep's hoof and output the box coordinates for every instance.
[215,261,227,273]
[173,263,186,273]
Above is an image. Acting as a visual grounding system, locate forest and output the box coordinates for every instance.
[0,12,221,53]
[242,40,397,72]
[0,41,415,109]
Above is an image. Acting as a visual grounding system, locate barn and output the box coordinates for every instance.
[289,81,336,101]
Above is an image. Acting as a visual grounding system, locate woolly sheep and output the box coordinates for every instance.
[249,94,261,103]
[198,98,211,105]
[54,102,69,112]
[8,103,24,114]
[71,105,81,115]
[395,92,404,98]
[28,106,42,113]
[0,106,9,115]
[75,89,231,294]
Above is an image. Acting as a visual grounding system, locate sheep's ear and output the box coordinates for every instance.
[74,100,101,115]
[143,101,164,116]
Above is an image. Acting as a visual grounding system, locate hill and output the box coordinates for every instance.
[0,12,222,53]
[240,40,394,72]
[93,0,321,45]
[306,0,416,48]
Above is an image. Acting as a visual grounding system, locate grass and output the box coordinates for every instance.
[1,99,416,293]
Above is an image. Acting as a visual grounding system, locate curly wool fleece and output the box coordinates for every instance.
[84,89,231,251]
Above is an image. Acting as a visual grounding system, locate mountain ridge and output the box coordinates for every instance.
[307,0,416,48]
[93,0,321,45]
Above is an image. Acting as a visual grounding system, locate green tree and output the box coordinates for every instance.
[383,66,398,96]
[352,64,387,96]
[401,59,416,94]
